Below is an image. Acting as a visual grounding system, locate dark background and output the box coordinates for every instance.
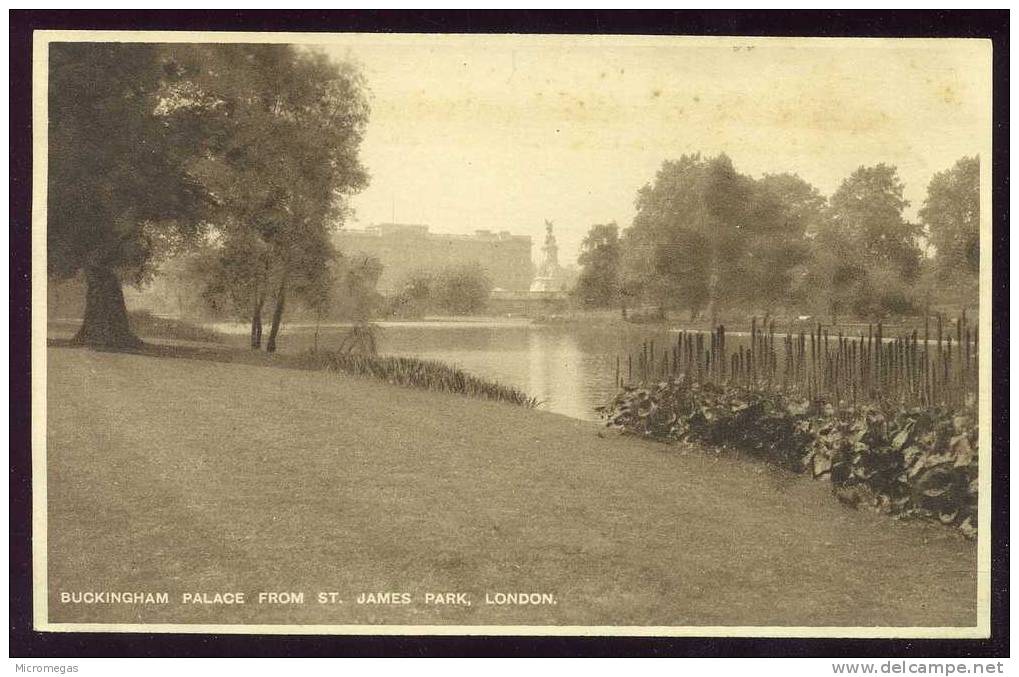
[9,9,1009,658]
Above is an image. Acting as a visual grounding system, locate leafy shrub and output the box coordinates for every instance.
[386,264,493,317]
[599,378,978,537]
[387,271,434,319]
[805,406,977,534]
[433,264,492,315]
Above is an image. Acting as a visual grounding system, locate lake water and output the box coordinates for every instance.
[210,313,953,421]
[211,318,906,420]
[214,319,689,420]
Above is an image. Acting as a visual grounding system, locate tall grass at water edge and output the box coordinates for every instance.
[293,349,540,408]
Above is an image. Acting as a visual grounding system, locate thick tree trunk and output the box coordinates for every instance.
[72,265,141,350]
[250,293,264,349]
[265,275,288,354]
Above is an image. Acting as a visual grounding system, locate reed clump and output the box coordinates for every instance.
[293,349,540,408]
[616,313,977,409]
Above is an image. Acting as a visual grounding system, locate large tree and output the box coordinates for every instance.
[623,154,717,320]
[49,44,369,351]
[184,45,370,352]
[753,173,825,312]
[574,222,622,309]
[48,43,211,348]
[827,164,921,279]
[919,156,980,285]
[624,154,805,322]
[812,164,922,320]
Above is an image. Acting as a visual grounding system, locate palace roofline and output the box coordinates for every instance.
[339,222,532,243]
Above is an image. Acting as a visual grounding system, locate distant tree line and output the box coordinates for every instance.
[574,153,980,323]
[48,43,370,351]
[388,264,493,318]
[49,43,978,347]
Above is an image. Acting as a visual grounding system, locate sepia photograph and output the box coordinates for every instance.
[17,19,1000,648]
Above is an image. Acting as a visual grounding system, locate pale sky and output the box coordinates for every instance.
[318,35,991,266]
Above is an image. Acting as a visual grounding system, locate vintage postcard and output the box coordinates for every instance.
[31,29,994,637]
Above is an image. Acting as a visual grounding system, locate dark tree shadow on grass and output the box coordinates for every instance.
[46,337,277,368]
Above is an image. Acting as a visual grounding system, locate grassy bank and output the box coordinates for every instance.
[48,318,538,408]
[46,346,976,627]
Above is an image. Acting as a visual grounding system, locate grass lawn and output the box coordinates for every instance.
[45,346,976,627]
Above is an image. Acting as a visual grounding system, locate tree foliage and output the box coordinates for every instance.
[613,155,964,322]
[574,222,622,308]
[623,154,814,320]
[754,173,824,309]
[387,265,492,317]
[183,44,370,351]
[919,156,980,282]
[812,164,922,320]
[48,43,370,350]
[433,264,492,315]
[389,270,436,318]
[48,43,212,347]
[826,163,921,281]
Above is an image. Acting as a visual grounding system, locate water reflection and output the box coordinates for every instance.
[360,322,682,420]
[525,329,588,419]
[366,323,611,420]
